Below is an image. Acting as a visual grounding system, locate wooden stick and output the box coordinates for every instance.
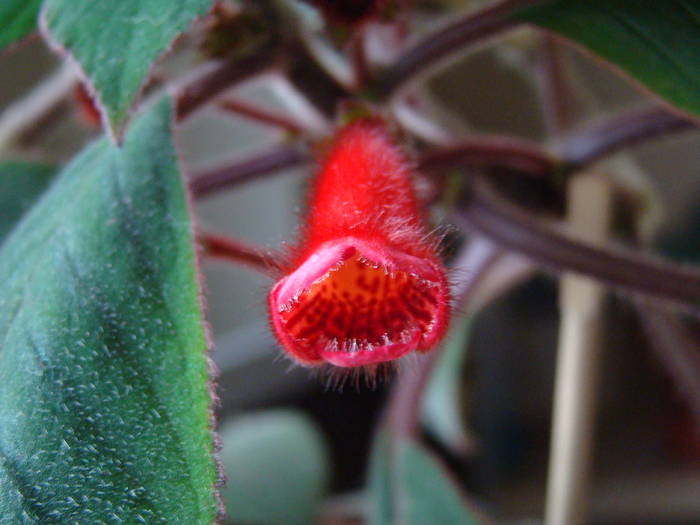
[545,174,611,525]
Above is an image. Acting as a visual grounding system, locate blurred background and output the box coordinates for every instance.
[2,3,700,522]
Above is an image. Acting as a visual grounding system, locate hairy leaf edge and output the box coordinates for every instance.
[171,98,226,522]
[521,26,700,124]
[37,1,219,143]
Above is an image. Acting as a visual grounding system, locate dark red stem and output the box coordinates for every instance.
[218,98,304,135]
[175,45,278,121]
[189,144,309,198]
[459,180,700,314]
[418,135,557,177]
[373,0,539,101]
[536,35,574,134]
[385,356,437,439]
[350,27,370,90]
[558,105,696,171]
[200,232,281,275]
[419,106,696,181]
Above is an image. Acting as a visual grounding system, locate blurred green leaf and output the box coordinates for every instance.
[516,0,700,118]
[42,0,214,136]
[368,433,487,525]
[0,0,41,50]
[0,97,218,523]
[422,316,474,455]
[367,433,393,525]
[221,410,329,525]
[0,161,55,244]
[399,440,485,525]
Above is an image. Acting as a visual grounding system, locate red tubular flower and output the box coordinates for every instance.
[268,118,450,368]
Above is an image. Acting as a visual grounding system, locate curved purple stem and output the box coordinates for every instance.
[459,180,700,314]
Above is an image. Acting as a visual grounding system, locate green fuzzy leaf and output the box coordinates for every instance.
[221,410,329,525]
[515,0,700,118]
[41,0,214,137]
[0,0,42,50]
[0,161,55,245]
[0,97,218,523]
[422,316,474,455]
[367,434,487,525]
